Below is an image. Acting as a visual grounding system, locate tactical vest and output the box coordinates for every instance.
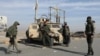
[63,26,70,36]
[85,23,94,34]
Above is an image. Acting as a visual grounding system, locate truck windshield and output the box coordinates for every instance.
[51,24,60,28]
[32,25,37,29]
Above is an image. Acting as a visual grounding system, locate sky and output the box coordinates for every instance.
[0,0,100,33]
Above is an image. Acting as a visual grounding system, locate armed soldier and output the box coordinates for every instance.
[85,16,95,56]
[41,19,52,48]
[62,22,70,47]
[6,21,21,54]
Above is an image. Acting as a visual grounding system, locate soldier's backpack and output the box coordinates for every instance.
[5,25,13,38]
[6,31,10,37]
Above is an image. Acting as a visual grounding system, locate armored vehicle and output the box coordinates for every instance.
[26,0,66,45]
[26,18,63,44]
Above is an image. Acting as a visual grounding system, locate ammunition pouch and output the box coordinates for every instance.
[6,32,10,37]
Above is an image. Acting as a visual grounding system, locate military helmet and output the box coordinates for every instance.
[86,16,92,22]
[13,21,20,26]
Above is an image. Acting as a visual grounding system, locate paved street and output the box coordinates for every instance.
[0,37,100,56]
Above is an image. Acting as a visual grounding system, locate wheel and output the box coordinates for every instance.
[26,30,31,43]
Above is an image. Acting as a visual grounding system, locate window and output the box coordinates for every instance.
[32,25,37,29]
[52,24,60,28]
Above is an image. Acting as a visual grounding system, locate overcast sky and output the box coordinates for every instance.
[0,0,100,33]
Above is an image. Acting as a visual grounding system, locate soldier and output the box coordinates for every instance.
[6,21,21,54]
[85,16,95,56]
[62,22,70,47]
[41,19,52,48]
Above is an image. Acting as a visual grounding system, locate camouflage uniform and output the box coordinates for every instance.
[6,21,21,53]
[62,22,70,46]
[41,20,52,47]
[85,16,95,56]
